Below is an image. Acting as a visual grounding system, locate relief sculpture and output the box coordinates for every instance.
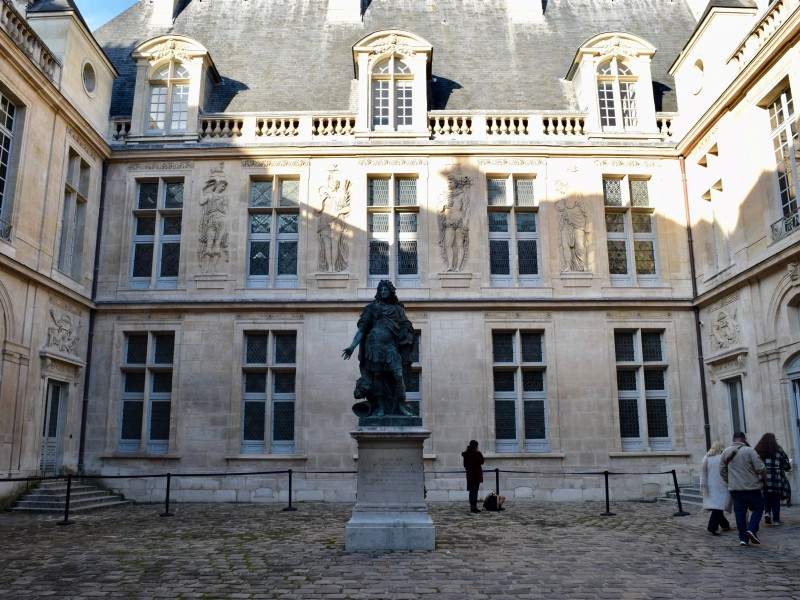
[198,165,230,273]
[710,308,740,351]
[438,175,472,272]
[556,184,589,272]
[316,167,352,272]
[47,309,79,355]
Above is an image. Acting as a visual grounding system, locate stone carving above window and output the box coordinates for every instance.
[555,182,589,273]
[198,163,229,274]
[438,175,473,272]
[151,40,190,63]
[368,34,415,58]
[315,166,352,273]
[47,309,80,355]
[709,308,740,352]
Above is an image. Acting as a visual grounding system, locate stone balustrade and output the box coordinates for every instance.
[0,0,62,85]
[428,114,473,136]
[655,113,676,138]
[312,115,356,136]
[110,118,131,141]
[256,117,301,137]
[428,112,587,140]
[731,0,800,70]
[541,113,586,136]
[200,116,244,138]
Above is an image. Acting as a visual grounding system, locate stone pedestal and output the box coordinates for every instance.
[346,426,435,552]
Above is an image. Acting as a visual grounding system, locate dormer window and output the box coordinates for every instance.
[371,57,414,130]
[597,58,638,130]
[148,62,190,133]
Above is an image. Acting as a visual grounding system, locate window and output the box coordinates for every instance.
[597,58,638,130]
[371,57,414,130]
[368,175,420,286]
[725,377,746,435]
[130,179,184,289]
[120,332,175,453]
[492,330,548,452]
[247,178,300,288]
[614,330,671,451]
[487,175,539,286]
[603,176,657,285]
[147,62,190,133]
[57,150,90,280]
[702,179,730,273]
[767,87,799,239]
[242,331,297,454]
[0,90,17,239]
[405,330,422,417]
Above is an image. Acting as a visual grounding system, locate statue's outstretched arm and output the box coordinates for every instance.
[342,328,364,360]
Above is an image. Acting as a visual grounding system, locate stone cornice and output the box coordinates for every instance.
[0,253,94,310]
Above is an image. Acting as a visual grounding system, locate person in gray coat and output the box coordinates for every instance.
[720,432,767,546]
[701,441,731,535]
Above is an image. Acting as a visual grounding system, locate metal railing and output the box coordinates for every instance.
[770,209,800,242]
[1,467,690,526]
[0,214,11,241]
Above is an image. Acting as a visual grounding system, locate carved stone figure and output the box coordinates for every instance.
[315,167,352,272]
[556,189,589,272]
[47,309,79,354]
[438,176,473,272]
[710,308,740,351]
[342,280,416,421]
[198,167,230,273]
[788,262,800,286]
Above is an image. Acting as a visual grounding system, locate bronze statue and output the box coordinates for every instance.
[342,280,417,421]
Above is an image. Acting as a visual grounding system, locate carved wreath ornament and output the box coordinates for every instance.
[369,34,415,58]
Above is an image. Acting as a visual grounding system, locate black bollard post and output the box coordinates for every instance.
[282,469,297,512]
[600,471,615,516]
[160,473,174,517]
[494,468,500,496]
[57,474,74,526]
[671,469,690,517]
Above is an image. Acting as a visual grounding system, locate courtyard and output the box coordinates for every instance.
[1,501,798,599]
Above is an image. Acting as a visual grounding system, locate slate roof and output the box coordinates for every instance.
[93,0,698,117]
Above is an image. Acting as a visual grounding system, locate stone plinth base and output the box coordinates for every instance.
[346,426,435,552]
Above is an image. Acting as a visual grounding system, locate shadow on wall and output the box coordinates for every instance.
[652,82,671,113]
[430,76,462,111]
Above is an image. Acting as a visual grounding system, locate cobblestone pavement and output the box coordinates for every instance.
[1,501,798,599]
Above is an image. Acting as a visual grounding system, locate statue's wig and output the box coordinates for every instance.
[374,279,401,305]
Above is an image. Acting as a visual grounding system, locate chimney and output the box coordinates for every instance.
[150,0,180,26]
[327,0,362,23]
[506,0,544,23]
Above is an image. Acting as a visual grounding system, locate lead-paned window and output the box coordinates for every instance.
[247,178,299,288]
[119,331,175,453]
[57,149,90,280]
[604,175,657,285]
[242,331,297,454]
[725,377,747,435]
[767,87,799,237]
[368,175,419,286]
[614,329,670,450]
[487,175,539,286]
[597,58,638,131]
[492,330,548,452]
[371,57,414,131]
[0,90,17,239]
[130,179,183,289]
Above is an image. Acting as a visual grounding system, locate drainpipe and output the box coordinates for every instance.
[78,160,108,474]
[680,156,712,450]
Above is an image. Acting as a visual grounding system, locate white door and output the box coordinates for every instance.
[39,381,67,474]
[792,379,800,490]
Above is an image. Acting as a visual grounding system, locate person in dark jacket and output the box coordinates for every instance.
[462,440,484,513]
[754,432,792,526]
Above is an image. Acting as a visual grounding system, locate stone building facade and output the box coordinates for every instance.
[2,0,799,504]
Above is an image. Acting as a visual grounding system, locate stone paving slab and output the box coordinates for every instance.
[1,501,798,599]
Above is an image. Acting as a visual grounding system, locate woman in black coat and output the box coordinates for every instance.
[462,440,484,513]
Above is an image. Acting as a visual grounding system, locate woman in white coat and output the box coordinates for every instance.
[701,441,732,535]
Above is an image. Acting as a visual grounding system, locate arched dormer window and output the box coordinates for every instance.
[352,30,432,135]
[148,61,190,132]
[596,58,638,130]
[371,57,413,130]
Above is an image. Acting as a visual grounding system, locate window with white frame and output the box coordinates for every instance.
[405,330,422,417]
[767,86,799,233]
[371,57,413,131]
[725,377,746,435]
[57,149,90,280]
[492,330,548,452]
[368,175,419,286]
[487,175,539,286]
[147,61,190,133]
[247,178,299,288]
[242,331,297,454]
[597,58,638,130]
[0,90,18,239]
[130,179,183,289]
[614,330,671,451]
[603,176,657,285]
[120,331,175,453]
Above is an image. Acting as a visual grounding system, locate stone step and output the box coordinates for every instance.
[29,485,103,496]
[12,479,131,514]
[11,500,131,513]
[19,492,119,506]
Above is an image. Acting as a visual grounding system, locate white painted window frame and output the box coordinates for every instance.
[146,61,191,134]
[724,376,747,435]
[57,149,90,281]
[0,89,18,237]
[767,87,799,220]
[596,57,639,132]
[370,56,414,132]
